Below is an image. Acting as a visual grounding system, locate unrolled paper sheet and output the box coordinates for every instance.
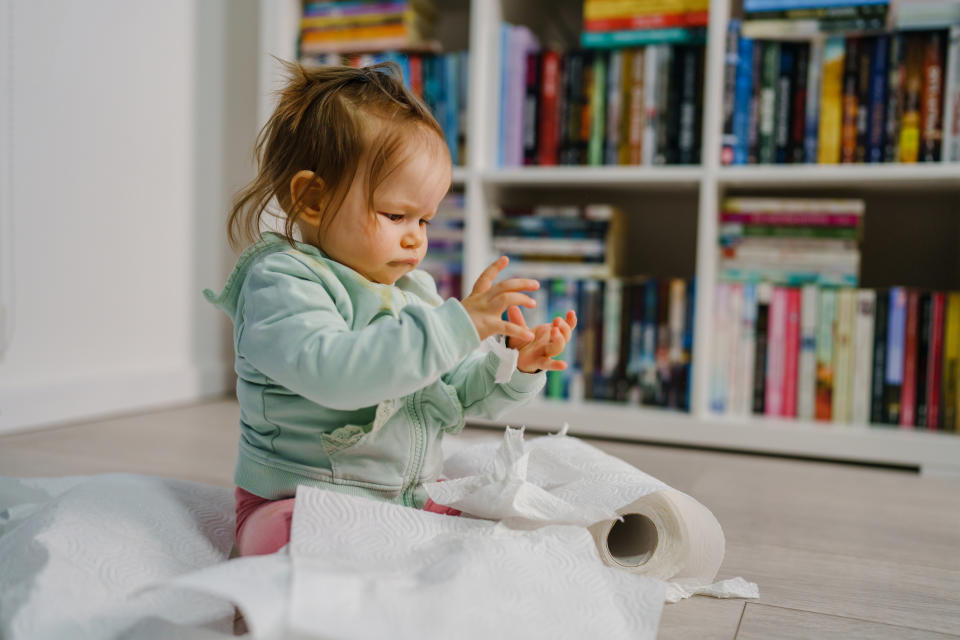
[426,426,758,602]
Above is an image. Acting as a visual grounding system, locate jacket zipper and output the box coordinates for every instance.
[401,392,426,507]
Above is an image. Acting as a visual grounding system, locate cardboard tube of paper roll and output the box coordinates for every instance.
[588,489,726,584]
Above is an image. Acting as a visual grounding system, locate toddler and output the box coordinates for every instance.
[205,61,577,556]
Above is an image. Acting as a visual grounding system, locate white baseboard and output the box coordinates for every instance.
[0,362,236,435]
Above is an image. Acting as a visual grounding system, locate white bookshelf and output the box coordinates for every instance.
[258,0,960,475]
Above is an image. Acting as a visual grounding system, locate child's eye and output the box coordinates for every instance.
[420,219,431,226]
[380,212,404,222]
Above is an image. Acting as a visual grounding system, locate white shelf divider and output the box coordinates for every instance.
[718,163,960,188]
[480,166,703,186]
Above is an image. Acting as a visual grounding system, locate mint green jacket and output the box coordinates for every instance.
[204,233,545,507]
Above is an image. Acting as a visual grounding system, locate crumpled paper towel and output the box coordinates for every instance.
[0,473,237,639]
[425,426,759,603]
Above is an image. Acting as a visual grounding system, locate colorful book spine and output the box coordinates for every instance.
[885,287,908,425]
[899,34,923,163]
[927,292,945,429]
[805,36,824,163]
[736,282,759,415]
[790,42,809,164]
[900,290,920,427]
[832,289,855,424]
[851,289,876,425]
[854,36,873,164]
[815,287,837,421]
[765,287,788,416]
[798,284,819,420]
[588,52,608,166]
[581,28,707,49]
[920,30,946,162]
[885,32,904,162]
[944,292,960,431]
[783,288,802,416]
[915,293,932,429]
[840,37,860,164]
[775,43,795,164]
[605,50,623,166]
[818,36,845,164]
[642,45,660,166]
[735,36,756,165]
[753,283,773,414]
[867,34,889,163]
[944,26,960,162]
[726,283,745,413]
[722,19,741,166]
[523,52,541,165]
[538,50,561,166]
[759,41,780,164]
[870,288,889,424]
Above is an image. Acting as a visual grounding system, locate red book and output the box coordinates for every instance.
[409,55,423,98]
[584,11,709,32]
[719,212,862,227]
[538,50,561,166]
[900,290,920,427]
[783,289,801,417]
[927,292,946,430]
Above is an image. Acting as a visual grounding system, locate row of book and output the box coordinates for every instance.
[580,0,710,49]
[299,50,469,165]
[500,23,706,166]
[719,197,864,287]
[298,0,438,55]
[711,283,960,432]
[521,276,696,410]
[721,23,960,164]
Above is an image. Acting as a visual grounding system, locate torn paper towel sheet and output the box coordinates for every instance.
[425,426,758,602]
[0,474,236,640]
[162,486,668,640]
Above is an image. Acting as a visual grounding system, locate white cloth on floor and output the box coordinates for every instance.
[0,474,236,640]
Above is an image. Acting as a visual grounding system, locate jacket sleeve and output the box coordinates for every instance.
[238,253,481,410]
[441,347,546,420]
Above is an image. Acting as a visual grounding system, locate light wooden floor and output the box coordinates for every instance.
[1,398,958,640]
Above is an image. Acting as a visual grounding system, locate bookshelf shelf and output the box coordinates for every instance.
[259,0,960,477]
[718,164,960,189]
[478,401,960,474]
[480,166,703,187]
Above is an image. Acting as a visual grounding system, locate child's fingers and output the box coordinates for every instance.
[539,358,568,371]
[499,320,536,344]
[545,326,565,357]
[507,305,529,330]
[471,256,509,295]
[498,292,537,311]
[552,316,574,342]
[491,278,540,296]
[566,310,578,330]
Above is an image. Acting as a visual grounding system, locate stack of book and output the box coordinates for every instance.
[721,0,960,164]
[419,192,464,300]
[719,197,864,287]
[711,283,960,433]
[499,24,705,166]
[581,0,710,49]
[300,50,469,165]
[298,0,439,55]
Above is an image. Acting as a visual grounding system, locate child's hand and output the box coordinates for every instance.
[506,306,577,373]
[461,257,539,343]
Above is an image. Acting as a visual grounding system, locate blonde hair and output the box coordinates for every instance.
[227,60,446,251]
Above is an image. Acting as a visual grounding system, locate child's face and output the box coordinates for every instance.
[320,133,451,285]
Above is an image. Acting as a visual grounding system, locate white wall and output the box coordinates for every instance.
[0,0,260,433]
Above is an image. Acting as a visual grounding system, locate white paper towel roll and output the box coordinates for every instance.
[588,489,725,584]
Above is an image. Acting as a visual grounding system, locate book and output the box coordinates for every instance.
[642,45,659,165]
[667,279,687,409]
[870,288,889,424]
[852,289,876,425]
[735,36,757,165]
[581,28,708,49]
[538,50,562,165]
[944,292,960,431]
[640,278,660,405]
[790,42,810,163]
[885,287,908,425]
[854,36,874,163]
[944,26,960,162]
[899,34,924,163]
[783,288,802,416]
[926,292,945,429]
[588,52,608,166]
[745,0,889,11]
[867,34,889,163]
[753,283,773,413]
[841,37,860,164]
[722,19,742,166]
[678,45,703,164]
[885,32,904,162]
[920,29,946,162]
[818,36,846,163]
[915,293,932,428]
[605,50,623,165]
[798,284,819,420]
[654,45,674,165]
[815,287,837,421]
[760,41,781,164]
[724,283,745,413]
[900,290,920,427]
[766,287,789,416]
[734,283,759,415]
[805,36,824,162]
[775,43,796,164]
[832,289,855,424]
[749,38,765,163]
[523,52,541,165]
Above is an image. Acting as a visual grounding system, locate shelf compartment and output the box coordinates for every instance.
[471,400,960,475]
[718,164,960,188]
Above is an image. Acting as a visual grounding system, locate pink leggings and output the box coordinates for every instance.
[234,486,462,556]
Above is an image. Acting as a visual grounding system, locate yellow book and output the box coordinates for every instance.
[817,36,844,164]
[943,292,960,432]
[301,23,408,44]
[584,0,701,21]
[301,11,407,31]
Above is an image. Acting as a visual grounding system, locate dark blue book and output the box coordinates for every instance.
[867,35,889,163]
[734,36,755,165]
[722,20,742,165]
[885,287,908,425]
[775,43,796,164]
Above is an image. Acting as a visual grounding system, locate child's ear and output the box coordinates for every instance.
[289,170,325,226]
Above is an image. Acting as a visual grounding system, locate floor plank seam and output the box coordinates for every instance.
[732,601,747,639]
[749,602,960,638]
